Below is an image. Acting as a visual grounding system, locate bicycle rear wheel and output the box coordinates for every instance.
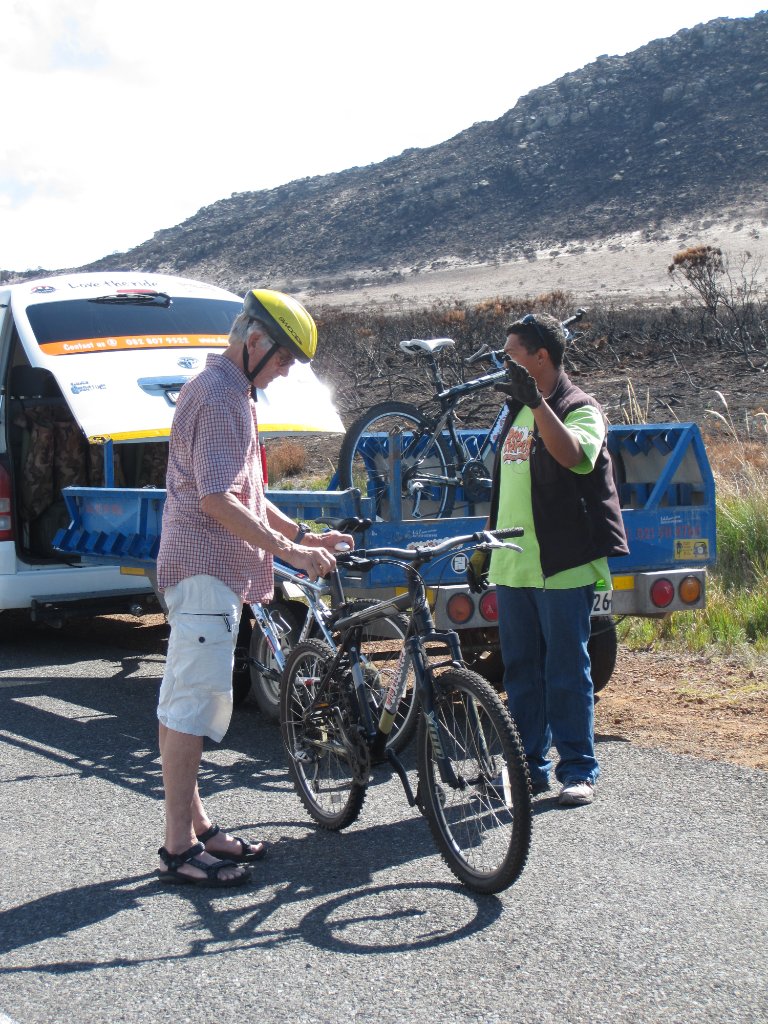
[338,401,455,519]
[280,639,366,830]
[417,668,532,894]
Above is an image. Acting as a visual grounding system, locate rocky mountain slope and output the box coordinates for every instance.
[69,12,768,299]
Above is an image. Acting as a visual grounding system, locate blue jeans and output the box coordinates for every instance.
[496,584,599,787]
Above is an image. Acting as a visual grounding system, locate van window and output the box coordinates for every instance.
[26,297,242,353]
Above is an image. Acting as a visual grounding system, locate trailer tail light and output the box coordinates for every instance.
[479,590,498,622]
[0,458,13,540]
[679,575,702,605]
[650,578,675,608]
[446,593,474,624]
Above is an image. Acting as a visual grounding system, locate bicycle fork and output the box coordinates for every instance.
[245,603,291,681]
[381,632,467,808]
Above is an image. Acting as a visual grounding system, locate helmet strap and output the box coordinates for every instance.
[243,338,280,399]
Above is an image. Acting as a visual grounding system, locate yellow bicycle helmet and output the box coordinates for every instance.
[244,288,317,363]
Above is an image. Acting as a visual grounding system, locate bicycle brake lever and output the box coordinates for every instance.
[464,345,491,366]
[476,541,523,553]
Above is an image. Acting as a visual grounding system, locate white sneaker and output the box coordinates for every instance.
[558,780,595,806]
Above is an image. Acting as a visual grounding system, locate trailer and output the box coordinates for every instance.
[54,420,716,693]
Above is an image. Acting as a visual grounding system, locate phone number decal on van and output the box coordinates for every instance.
[38,334,229,355]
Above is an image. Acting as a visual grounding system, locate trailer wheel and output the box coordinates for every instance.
[589,616,618,694]
[469,649,505,690]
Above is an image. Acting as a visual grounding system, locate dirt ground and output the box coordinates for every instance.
[596,647,768,771]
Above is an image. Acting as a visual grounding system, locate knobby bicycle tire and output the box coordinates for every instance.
[336,599,419,754]
[279,639,367,830]
[416,668,532,894]
[338,401,456,519]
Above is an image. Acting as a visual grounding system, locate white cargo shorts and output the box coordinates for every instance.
[157,574,242,742]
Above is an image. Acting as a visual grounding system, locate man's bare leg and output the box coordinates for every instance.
[158,723,244,881]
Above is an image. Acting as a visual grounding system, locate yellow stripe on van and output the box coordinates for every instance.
[88,428,171,443]
[259,423,339,432]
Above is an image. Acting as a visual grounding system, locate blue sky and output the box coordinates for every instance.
[1,0,763,272]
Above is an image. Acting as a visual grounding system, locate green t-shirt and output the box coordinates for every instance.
[488,404,612,590]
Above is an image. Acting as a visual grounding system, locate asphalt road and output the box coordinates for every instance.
[1,615,766,1024]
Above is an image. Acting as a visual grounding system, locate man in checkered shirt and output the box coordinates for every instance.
[155,289,353,888]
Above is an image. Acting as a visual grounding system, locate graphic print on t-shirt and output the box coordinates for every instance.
[502,424,533,465]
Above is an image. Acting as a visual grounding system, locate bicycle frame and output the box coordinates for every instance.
[246,564,334,683]
[305,539,504,803]
[414,354,508,478]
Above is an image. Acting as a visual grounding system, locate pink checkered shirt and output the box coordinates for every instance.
[156,353,274,603]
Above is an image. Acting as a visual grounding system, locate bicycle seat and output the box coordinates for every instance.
[399,338,455,357]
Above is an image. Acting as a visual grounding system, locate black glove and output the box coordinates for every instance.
[466,549,490,593]
[494,360,543,408]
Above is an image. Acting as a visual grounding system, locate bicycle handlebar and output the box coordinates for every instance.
[562,308,587,329]
[335,527,524,570]
[464,309,587,366]
[464,344,504,367]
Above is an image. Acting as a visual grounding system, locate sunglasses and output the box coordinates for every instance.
[519,313,550,350]
[271,345,296,368]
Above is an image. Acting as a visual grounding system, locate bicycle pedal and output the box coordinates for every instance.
[293,747,317,764]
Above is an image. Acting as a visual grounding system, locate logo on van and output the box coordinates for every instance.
[31,285,56,294]
[70,381,106,395]
[177,356,200,369]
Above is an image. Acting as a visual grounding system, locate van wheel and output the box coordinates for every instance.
[589,616,618,694]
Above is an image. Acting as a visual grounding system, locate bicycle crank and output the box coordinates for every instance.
[461,459,492,503]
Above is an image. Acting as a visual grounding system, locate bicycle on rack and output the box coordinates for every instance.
[236,548,419,753]
[337,309,586,519]
[279,527,532,894]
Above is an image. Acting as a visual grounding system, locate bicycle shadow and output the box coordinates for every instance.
[1,624,518,967]
[0,815,505,973]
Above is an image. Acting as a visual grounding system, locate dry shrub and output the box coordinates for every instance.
[266,439,306,481]
[703,392,768,489]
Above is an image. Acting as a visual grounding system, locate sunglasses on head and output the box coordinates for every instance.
[519,313,550,350]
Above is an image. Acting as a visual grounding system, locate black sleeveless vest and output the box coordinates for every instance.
[489,370,629,578]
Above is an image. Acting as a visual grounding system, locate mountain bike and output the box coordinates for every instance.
[237,560,419,753]
[337,310,585,519]
[279,527,532,894]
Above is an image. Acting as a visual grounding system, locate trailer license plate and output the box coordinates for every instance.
[592,590,613,615]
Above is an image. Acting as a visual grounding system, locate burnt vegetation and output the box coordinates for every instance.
[313,260,768,435]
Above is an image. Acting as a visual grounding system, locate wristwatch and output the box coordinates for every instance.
[294,522,311,543]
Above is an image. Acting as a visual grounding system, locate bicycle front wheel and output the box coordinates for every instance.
[417,668,532,894]
[279,639,367,830]
[338,402,456,519]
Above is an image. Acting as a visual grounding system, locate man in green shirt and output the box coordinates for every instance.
[475,313,627,805]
